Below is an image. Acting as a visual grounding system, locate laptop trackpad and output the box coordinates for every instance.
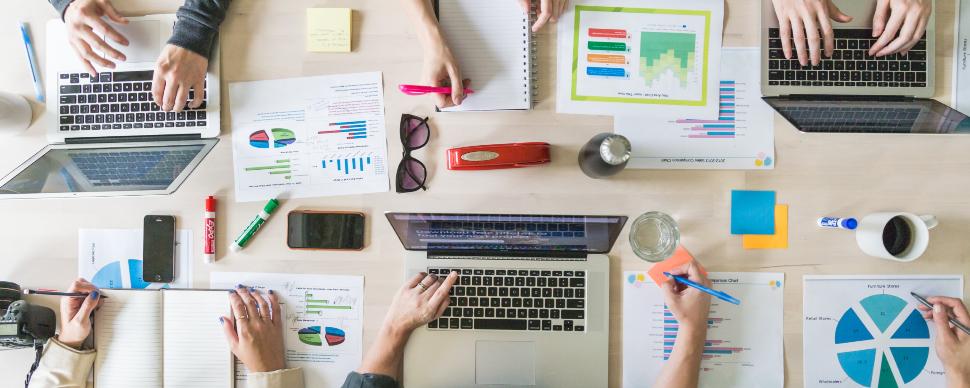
[104,20,160,64]
[475,341,536,386]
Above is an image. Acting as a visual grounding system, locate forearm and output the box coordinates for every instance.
[48,0,75,20]
[653,326,707,388]
[356,325,411,381]
[946,369,970,388]
[168,0,232,60]
[397,0,449,51]
[27,337,96,388]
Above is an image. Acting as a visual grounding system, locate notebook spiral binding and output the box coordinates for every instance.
[526,2,539,105]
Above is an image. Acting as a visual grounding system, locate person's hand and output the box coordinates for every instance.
[221,286,285,373]
[57,278,104,349]
[917,296,970,383]
[771,0,852,66]
[63,0,130,76]
[152,44,208,113]
[383,271,457,335]
[868,0,931,57]
[420,39,470,109]
[518,0,568,32]
[660,261,711,332]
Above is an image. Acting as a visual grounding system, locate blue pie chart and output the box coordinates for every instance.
[90,260,153,289]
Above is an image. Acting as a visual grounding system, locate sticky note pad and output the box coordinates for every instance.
[731,190,775,235]
[646,245,708,287]
[307,8,352,52]
[743,205,788,249]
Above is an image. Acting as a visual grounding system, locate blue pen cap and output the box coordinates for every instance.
[841,218,858,230]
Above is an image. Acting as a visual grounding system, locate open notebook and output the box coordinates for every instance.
[93,289,232,388]
[436,0,538,111]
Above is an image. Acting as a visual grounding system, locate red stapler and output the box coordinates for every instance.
[447,142,551,170]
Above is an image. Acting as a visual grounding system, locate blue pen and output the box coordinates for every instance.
[20,22,44,102]
[663,272,740,305]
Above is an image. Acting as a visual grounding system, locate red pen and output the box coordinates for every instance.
[204,196,216,263]
[399,84,474,96]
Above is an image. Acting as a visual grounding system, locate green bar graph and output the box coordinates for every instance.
[246,165,290,171]
[307,305,352,309]
[276,159,290,163]
[588,41,627,51]
[307,299,328,304]
[269,170,291,175]
[285,176,291,179]
[639,31,696,88]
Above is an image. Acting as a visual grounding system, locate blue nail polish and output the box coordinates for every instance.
[237,284,244,289]
[219,317,224,324]
[228,290,234,294]
[90,291,100,299]
[269,290,274,295]
[249,287,255,293]
[96,307,100,311]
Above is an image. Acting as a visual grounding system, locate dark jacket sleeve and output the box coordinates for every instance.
[167,0,232,60]
[341,372,399,388]
[49,0,74,20]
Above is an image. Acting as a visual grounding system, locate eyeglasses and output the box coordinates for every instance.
[396,114,430,193]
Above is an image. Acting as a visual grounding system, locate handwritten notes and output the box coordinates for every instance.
[307,8,352,53]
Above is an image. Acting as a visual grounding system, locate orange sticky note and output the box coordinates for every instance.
[646,245,708,287]
[743,205,788,249]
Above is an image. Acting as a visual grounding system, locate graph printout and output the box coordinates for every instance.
[803,275,963,388]
[615,48,776,169]
[623,272,785,388]
[229,71,389,202]
[211,272,364,388]
[557,0,723,118]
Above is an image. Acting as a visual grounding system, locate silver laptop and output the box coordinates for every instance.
[760,0,970,133]
[387,213,627,388]
[0,15,220,199]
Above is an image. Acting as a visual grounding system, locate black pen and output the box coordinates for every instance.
[912,292,969,335]
[23,289,109,298]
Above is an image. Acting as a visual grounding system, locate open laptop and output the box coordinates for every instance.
[387,212,627,387]
[0,15,220,199]
[760,0,970,133]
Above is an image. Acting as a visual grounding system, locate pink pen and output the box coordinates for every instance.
[399,84,474,96]
[204,196,216,263]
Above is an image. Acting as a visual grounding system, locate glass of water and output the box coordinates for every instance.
[629,212,681,262]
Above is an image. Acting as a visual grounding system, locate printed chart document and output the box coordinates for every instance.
[623,271,784,388]
[229,71,389,202]
[803,275,964,388]
[616,48,776,169]
[78,229,192,289]
[211,272,364,388]
[557,0,723,118]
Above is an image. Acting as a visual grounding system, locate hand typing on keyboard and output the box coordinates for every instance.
[153,45,208,112]
[63,0,130,76]
[868,0,932,57]
[770,0,853,66]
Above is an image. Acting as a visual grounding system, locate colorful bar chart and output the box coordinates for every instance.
[324,157,371,175]
[663,305,742,361]
[675,81,737,138]
[319,120,371,139]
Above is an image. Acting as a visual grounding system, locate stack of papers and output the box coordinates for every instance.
[731,190,788,249]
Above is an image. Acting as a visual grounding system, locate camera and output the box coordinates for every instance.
[0,282,56,349]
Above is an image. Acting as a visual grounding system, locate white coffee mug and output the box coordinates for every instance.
[856,212,937,262]
[0,91,32,136]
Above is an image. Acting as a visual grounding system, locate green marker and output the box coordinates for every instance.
[230,198,279,253]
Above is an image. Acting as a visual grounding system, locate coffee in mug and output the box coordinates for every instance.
[857,212,937,262]
[882,216,913,257]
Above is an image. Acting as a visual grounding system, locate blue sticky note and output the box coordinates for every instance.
[731,190,775,235]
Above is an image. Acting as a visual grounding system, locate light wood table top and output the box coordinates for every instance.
[0,0,967,387]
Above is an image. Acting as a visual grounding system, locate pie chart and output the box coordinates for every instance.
[249,128,296,149]
[91,260,152,289]
[298,326,345,346]
[835,294,930,388]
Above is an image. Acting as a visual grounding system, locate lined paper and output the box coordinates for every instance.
[438,0,532,111]
[162,290,232,388]
[94,290,163,388]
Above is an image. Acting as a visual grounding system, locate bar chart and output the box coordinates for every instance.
[662,304,743,361]
[318,120,374,140]
[676,81,736,138]
[313,151,385,181]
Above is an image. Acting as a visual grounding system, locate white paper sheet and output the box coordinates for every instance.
[556,0,723,118]
[210,272,364,388]
[616,48,776,169]
[228,71,390,202]
[94,290,164,388]
[954,0,970,115]
[803,275,964,388]
[78,229,192,289]
[622,271,784,388]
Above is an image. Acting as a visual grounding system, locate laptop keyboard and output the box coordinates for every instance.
[426,268,587,332]
[69,149,200,186]
[775,106,921,133]
[767,29,928,88]
[56,71,208,132]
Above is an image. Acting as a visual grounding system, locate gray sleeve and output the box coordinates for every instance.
[167,0,233,60]
[49,0,74,20]
[340,372,399,388]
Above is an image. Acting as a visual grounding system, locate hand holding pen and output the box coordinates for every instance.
[913,293,970,382]
[660,261,716,333]
[56,278,104,349]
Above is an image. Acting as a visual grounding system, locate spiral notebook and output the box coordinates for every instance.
[435,0,538,112]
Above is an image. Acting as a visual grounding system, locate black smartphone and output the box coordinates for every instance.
[287,211,365,251]
[143,215,176,283]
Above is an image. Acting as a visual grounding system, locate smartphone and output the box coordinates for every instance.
[287,211,365,251]
[143,215,176,283]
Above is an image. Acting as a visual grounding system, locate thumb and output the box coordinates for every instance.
[934,304,957,342]
[828,2,853,23]
[220,316,239,347]
[74,290,101,326]
[102,1,129,24]
[448,68,464,106]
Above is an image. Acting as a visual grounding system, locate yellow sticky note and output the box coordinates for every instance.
[743,205,788,249]
[307,8,352,53]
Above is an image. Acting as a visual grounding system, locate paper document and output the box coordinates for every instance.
[557,0,723,118]
[78,228,193,289]
[615,48,775,169]
[803,275,964,388]
[229,71,389,202]
[210,272,364,388]
[307,8,352,52]
[623,271,784,388]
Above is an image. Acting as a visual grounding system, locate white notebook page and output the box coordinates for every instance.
[162,290,232,388]
[94,290,163,388]
[438,0,532,111]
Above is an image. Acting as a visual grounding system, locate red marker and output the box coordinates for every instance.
[204,196,216,263]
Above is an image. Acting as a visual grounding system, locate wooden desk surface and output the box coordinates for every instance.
[0,0,966,387]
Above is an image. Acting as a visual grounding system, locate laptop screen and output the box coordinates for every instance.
[386,213,628,253]
[762,97,970,134]
[0,144,205,195]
